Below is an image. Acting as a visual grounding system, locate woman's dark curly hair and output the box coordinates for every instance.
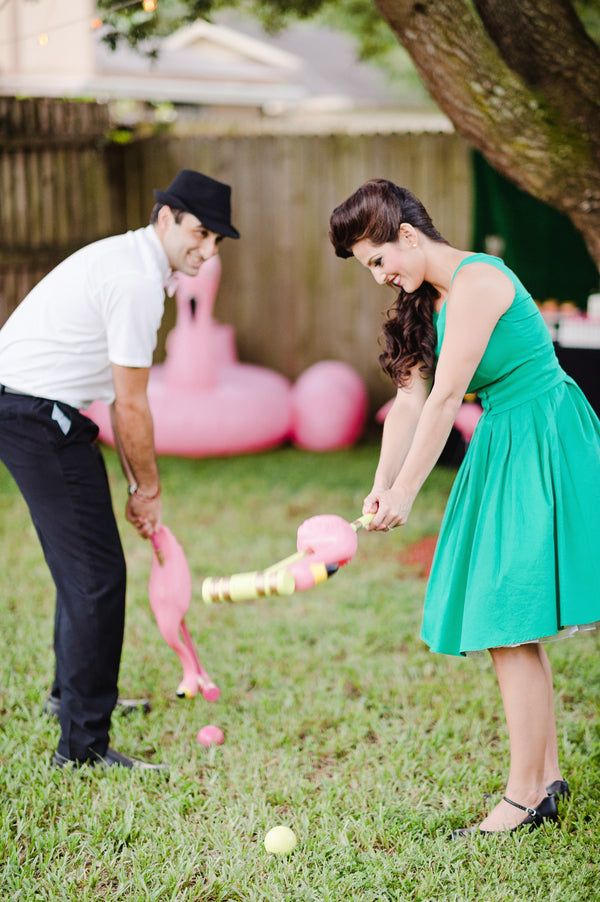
[329,179,448,387]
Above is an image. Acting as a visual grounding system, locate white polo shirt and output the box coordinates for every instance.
[0,226,169,410]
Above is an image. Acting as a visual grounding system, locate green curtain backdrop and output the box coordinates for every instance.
[471,150,599,308]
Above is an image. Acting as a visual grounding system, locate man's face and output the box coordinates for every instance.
[160,209,223,275]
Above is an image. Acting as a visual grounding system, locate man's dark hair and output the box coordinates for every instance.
[149,204,187,225]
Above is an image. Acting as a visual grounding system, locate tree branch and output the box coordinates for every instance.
[474,0,600,134]
[373,0,600,265]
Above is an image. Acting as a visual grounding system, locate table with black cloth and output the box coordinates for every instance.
[555,345,600,418]
[550,316,600,417]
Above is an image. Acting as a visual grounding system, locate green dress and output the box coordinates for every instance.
[421,253,600,656]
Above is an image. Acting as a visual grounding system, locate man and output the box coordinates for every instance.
[0,169,240,769]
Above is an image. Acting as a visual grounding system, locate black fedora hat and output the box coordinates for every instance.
[154,169,240,239]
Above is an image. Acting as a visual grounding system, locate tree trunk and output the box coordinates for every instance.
[474,0,600,130]
[374,0,600,273]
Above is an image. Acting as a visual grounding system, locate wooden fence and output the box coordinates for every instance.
[0,97,473,410]
[0,97,124,317]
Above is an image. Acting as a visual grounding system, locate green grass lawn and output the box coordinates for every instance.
[1,440,599,901]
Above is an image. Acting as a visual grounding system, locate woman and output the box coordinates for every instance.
[329,178,600,836]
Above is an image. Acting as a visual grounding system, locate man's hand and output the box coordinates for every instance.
[126,493,162,539]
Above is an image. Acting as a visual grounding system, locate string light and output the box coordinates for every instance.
[0,1,159,48]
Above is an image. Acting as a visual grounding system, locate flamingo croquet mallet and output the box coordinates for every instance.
[285,512,370,589]
[201,513,374,603]
[149,525,220,701]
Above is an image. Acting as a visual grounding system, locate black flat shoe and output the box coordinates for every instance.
[546,779,570,801]
[52,747,169,773]
[451,794,558,839]
[44,694,151,719]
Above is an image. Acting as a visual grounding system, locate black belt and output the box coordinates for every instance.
[0,384,30,396]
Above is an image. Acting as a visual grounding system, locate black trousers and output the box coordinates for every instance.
[0,391,126,760]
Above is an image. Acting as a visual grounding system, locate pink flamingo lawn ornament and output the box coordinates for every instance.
[149,525,220,701]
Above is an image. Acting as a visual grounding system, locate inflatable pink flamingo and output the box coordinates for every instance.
[159,254,233,392]
[87,254,293,456]
[86,254,367,456]
[149,525,219,701]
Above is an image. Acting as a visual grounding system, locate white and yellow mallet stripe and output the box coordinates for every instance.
[201,567,296,603]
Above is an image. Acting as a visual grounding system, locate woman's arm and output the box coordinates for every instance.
[367,368,431,494]
[366,263,514,529]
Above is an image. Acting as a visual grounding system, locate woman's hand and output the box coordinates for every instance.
[363,484,415,530]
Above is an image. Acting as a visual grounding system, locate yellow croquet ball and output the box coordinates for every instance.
[264,825,297,855]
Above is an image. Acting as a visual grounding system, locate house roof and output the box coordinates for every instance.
[0,7,451,131]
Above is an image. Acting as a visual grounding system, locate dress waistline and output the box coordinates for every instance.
[479,368,573,415]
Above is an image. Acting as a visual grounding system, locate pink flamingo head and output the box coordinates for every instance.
[296,514,359,566]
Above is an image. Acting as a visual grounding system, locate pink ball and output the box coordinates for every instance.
[196,724,225,747]
[290,361,367,451]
